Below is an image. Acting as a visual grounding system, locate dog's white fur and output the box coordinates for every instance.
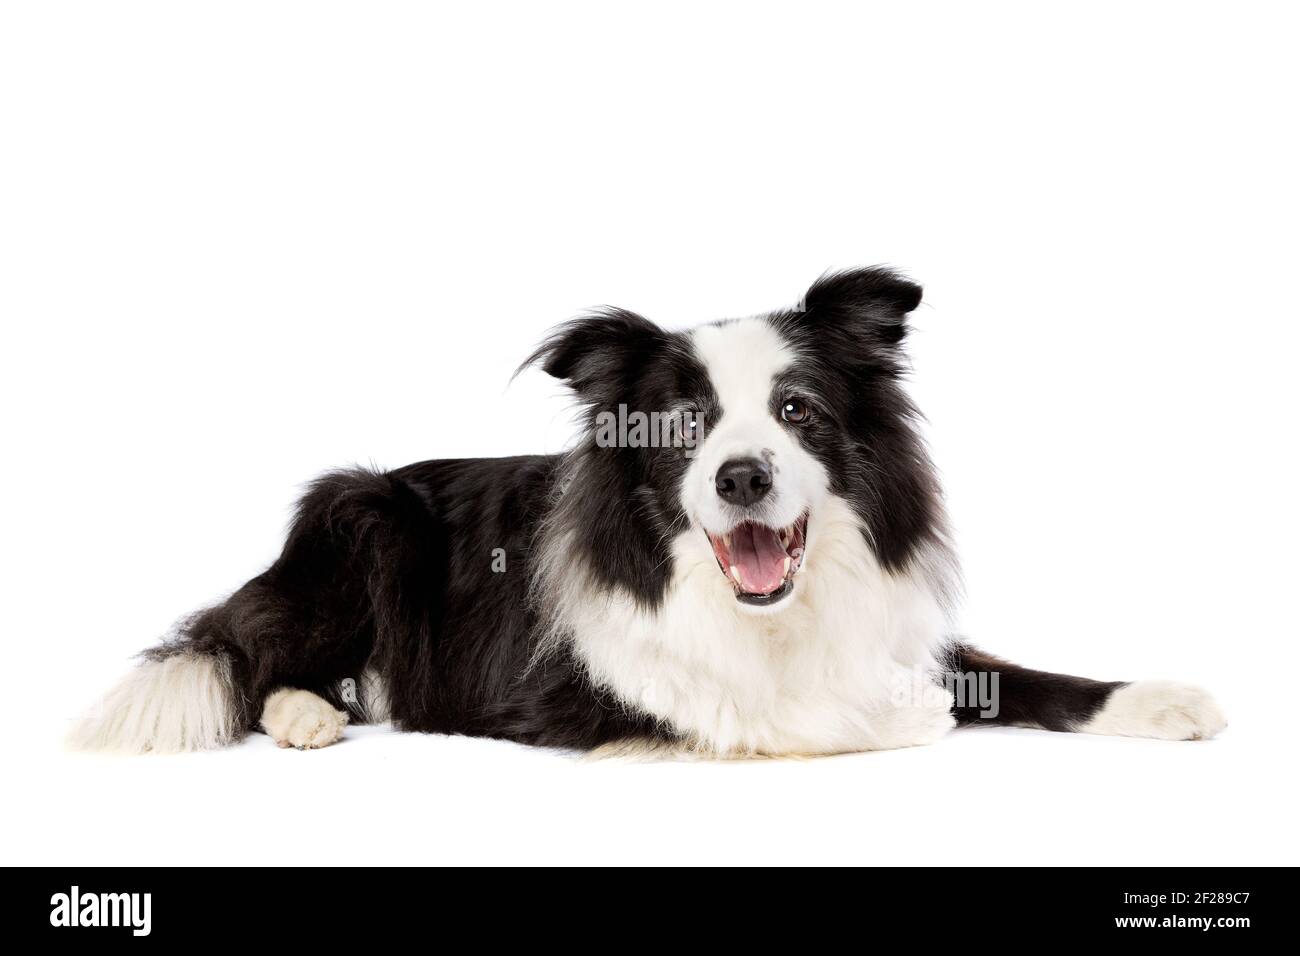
[681,319,822,539]
[260,688,348,749]
[563,489,955,755]
[68,653,236,754]
[356,667,391,724]
[1082,680,1226,740]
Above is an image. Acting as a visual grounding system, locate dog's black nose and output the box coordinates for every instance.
[715,458,772,506]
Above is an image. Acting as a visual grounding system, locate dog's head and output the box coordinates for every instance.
[526,267,944,613]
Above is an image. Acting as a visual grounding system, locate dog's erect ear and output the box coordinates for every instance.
[519,308,666,401]
[800,267,923,345]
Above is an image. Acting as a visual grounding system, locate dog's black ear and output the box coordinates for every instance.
[800,267,923,345]
[519,308,666,400]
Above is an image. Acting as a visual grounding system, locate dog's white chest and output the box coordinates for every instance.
[563,499,952,755]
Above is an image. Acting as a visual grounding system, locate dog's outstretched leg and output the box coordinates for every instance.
[951,645,1226,741]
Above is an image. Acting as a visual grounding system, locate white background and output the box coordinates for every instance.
[3,1,1297,866]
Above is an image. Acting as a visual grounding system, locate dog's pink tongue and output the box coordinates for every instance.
[731,524,788,594]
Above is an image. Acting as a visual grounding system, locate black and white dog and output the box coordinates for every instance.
[73,268,1225,755]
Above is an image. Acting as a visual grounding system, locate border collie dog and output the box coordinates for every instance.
[72,268,1225,755]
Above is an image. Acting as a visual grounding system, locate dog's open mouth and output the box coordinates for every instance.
[706,513,808,606]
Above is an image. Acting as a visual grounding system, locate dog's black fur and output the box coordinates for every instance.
[152,461,662,749]
[134,268,1128,750]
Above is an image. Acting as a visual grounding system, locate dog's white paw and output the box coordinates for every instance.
[1083,680,1226,741]
[868,702,956,751]
[260,689,348,750]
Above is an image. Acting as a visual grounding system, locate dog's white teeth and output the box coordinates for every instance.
[780,530,790,547]
[782,556,792,577]
[729,565,742,586]
[723,534,732,549]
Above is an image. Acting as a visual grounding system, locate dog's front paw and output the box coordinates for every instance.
[1083,680,1226,741]
[260,689,348,750]
[868,702,956,751]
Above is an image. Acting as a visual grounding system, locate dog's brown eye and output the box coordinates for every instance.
[781,398,810,424]
[678,411,702,442]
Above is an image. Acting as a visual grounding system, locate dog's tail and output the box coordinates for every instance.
[67,650,241,754]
